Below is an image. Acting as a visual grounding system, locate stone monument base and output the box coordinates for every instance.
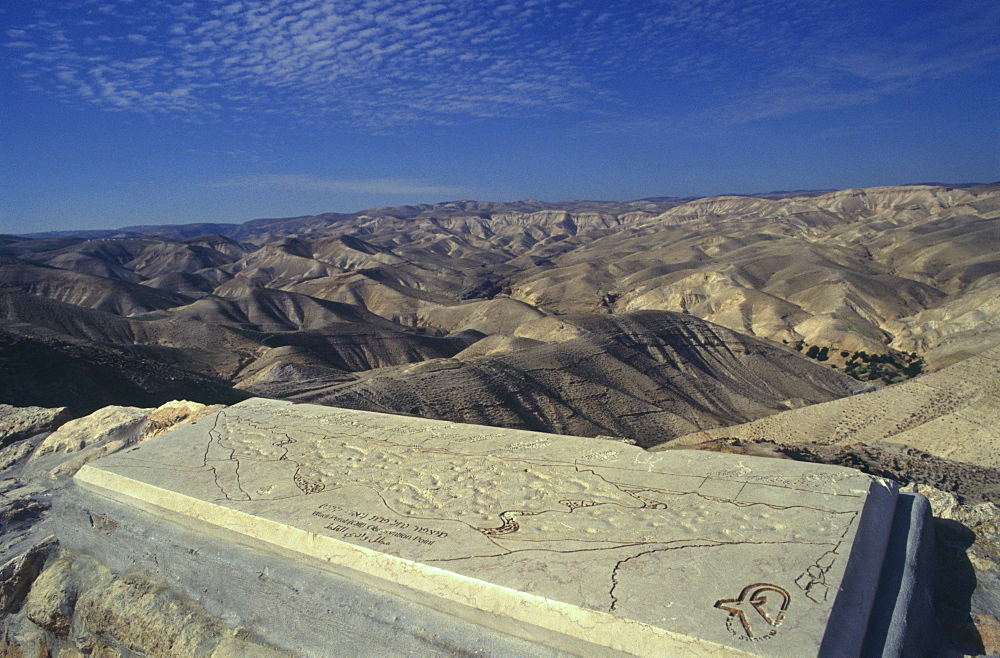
[67,399,938,655]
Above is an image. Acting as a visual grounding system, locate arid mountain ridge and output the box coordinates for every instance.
[1,182,998,444]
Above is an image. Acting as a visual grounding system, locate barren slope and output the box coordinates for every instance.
[660,345,1000,468]
[278,311,869,447]
[0,328,247,414]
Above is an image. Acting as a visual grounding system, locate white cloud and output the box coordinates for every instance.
[2,0,998,131]
[215,174,470,197]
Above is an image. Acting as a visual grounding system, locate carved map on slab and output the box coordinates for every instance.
[76,398,896,655]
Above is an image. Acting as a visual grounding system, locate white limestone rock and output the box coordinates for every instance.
[0,404,71,447]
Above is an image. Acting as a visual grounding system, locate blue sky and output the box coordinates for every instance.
[3,0,999,234]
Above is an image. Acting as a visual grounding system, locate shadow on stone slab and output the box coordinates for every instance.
[862,493,939,657]
[934,518,983,654]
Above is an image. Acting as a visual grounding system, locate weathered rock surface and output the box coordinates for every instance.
[19,551,285,656]
[0,537,56,616]
[0,400,280,655]
[23,401,221,482]
[0,405,71,448]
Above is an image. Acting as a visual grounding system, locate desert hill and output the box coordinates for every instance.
[1,182,998,432]
[11,183,996,366]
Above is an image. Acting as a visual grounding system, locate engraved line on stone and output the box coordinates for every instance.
[199,415,863,525]
[188,411,862,568]
[795,545,841,603]
[203,413,861,512]
[204,411,251,501]
[426,542,656,563]
[576,461,865,498]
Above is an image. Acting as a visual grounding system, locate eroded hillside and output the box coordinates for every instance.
[2,183,997,440]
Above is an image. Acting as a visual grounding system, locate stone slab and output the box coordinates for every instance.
[50,486,561,656]
[76,398,900,656]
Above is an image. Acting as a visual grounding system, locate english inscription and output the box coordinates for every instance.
[312,503,446,547]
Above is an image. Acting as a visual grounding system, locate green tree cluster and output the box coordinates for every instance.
[796,340,925,385]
